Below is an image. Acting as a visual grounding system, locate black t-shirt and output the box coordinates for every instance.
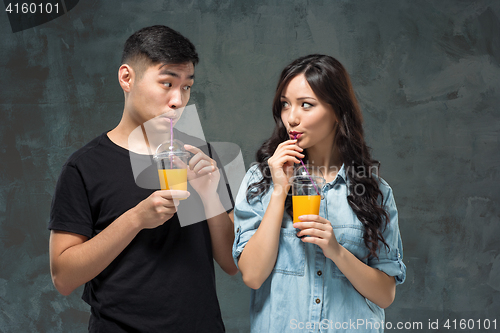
[49,131,233,332]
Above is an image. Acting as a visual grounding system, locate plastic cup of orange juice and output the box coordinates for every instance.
[153,139,189,197]
[290,166,325,222]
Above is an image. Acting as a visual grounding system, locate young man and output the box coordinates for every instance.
[49,25,237,332]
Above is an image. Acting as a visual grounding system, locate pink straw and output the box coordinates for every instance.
[292,135,320,196]
[299,160,320,196]
[170,119,173,169]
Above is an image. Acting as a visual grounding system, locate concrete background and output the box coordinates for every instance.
[1,0,499,332]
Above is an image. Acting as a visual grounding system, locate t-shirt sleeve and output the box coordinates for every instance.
[232,165,265,268]
[367,185,406,285]
[49,163,94,239]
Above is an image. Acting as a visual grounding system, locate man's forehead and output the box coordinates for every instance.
[156,62,195,79]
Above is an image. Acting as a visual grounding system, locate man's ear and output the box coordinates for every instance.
[118,64,135,92]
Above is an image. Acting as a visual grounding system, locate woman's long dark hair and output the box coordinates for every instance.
[247,54,389,259]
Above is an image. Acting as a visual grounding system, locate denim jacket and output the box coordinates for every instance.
[233,164,406,333]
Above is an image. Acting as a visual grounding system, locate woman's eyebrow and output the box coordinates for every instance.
[282,96,316,101]
[281,95,315,101]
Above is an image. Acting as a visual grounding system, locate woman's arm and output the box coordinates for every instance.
[295,215,396,308]
[237,190,287,289]
[330,242,396,308]
[237,139,304,289]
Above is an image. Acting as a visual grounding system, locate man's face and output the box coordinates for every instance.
[127,61,195,132]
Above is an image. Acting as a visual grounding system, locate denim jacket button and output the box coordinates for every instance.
[315,298,321,304]
[317,270,322,276]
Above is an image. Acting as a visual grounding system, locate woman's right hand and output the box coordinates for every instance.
[267,139,304,196]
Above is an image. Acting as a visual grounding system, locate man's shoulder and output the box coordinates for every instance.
[65,132,109,167]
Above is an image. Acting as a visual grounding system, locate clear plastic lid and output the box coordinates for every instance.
[153,139,190,161]
[289,165,325,182]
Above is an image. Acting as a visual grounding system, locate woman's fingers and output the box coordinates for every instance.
[276,140,303,154]
[294,216,333,238]
[269,148,304,168]
[296,228,330,238]
[293,221,327,230]
[295,215,329,224]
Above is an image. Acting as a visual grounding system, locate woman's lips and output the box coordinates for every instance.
[289,132,303,139]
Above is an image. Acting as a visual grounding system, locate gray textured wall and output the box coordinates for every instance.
[1,0,499,332]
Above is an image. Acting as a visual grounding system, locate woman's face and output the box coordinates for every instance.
[280,74,337,151]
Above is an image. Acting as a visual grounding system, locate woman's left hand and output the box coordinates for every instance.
[293,215,341,260]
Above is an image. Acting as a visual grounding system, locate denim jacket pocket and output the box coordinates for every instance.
[273,228,305,276]
[332,233,369,278]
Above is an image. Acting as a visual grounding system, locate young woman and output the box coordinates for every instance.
[233,54,406,332]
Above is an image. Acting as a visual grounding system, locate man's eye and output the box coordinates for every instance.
[163,82,172,88]
[183,85,191,91]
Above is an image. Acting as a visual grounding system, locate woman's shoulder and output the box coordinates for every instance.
[244,162,267,183]
[372,174,395,206]
[376,174,392,190]
[236,162,273,202]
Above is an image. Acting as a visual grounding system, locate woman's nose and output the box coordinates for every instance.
[287,107,300,127]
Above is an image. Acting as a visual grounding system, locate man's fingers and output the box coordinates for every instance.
[191,158,215,174]
[185,148,217,174]
[157,190,190,200]
[194,165,218,175]
[184,144,203,155]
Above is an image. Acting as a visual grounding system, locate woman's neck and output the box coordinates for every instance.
[306,143,342,183]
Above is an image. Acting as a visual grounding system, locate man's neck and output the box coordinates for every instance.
[108,116,175,155]
[107,122,132,151]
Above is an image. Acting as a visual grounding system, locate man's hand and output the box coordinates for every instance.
[133,190,190,229]
[184,144,220,199]
[50,189,190,296]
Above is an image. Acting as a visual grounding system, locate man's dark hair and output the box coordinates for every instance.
[121,25,199,75]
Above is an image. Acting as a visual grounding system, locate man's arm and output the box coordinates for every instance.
[199,195,238,275]
[184,144,238,275]
[49,190,189,296]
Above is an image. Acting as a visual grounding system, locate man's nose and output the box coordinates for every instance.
[167,88,183,109]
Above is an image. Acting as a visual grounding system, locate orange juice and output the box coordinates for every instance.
[158,168,188,194]
[292,195,321,222]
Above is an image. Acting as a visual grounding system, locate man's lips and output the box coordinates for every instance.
[159,115,177,123]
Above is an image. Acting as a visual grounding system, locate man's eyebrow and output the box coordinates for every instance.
[158,68,195,80]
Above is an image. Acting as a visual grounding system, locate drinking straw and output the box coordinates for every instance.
[169,119,173,169]
[291,134,320,196]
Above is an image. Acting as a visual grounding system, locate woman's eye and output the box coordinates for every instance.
[163,82,172,88]
[302,102,313,108]
[281,101,289,108]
